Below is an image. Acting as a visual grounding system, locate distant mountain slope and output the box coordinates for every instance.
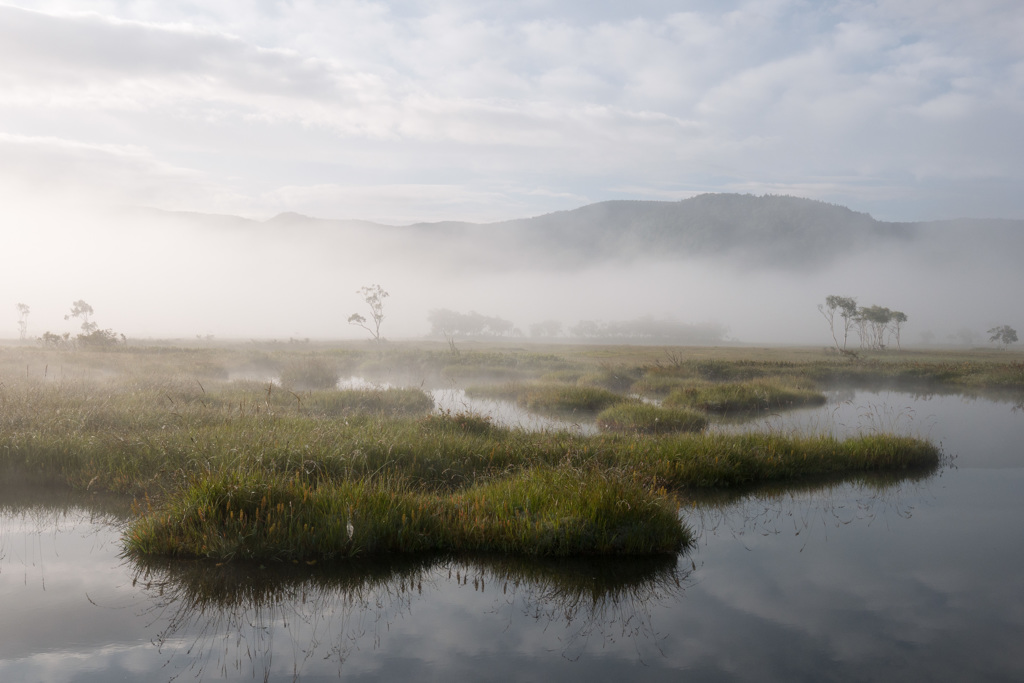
[127,194,1023,272]
[474,194,914,267]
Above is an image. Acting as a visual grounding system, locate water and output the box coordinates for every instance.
[2,391,1022,682]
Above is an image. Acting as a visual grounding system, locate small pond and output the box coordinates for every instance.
[2,390,1022,681]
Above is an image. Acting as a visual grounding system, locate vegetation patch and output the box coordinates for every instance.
[596,402,708,434]
[577,366,641,393]
[440,466,688,556]
[467,382,627,414]
[613,432,941,490]
[663,379,826,414]
[278,356,341,390]
[304,387,435,416]
[420,410,501,436]
[126,466,689,560]
[0,343,962,563]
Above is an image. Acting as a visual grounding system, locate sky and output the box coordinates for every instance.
[1,0,1022,342]
[1,0,1022,225]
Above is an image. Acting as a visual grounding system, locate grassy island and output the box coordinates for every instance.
[0,342,973,562]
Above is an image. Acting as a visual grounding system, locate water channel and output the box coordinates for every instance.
[1,389,1022,681]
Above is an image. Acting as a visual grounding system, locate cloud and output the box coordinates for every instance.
[0,132,223,209]
[0,1,1022,222]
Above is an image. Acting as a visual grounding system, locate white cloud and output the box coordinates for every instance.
[0,0,1021,222]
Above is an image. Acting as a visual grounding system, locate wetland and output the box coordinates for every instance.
[1,342,1022,681]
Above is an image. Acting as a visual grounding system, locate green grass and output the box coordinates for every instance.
[596,402,708,434]
[125,465,689,560]
[613,432,940,490]
[466,382,627,414]
[278,355,341,390]
[663,379,827,414]
[0,342,962,562]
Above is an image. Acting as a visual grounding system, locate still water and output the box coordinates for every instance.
[1,390,1022,682]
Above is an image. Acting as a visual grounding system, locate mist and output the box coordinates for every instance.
[3,1,1022,348]
[4,195,1020,349]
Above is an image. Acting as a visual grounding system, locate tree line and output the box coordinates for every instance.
[818,295,908,353]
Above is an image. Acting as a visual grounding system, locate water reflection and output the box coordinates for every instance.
[2,387,1021,681]
[431,387,598,435]
[683,469,943,554]
[125,553,689,680]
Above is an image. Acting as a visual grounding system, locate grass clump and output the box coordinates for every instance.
[126,470,439,561]
[618,432,941,490]
[663,379,826,414]
[302,387,435,416]
[577,366,641,393]
[522,384,625,413]
[420,410,501,436]
[278,356,341,390]
[596,402,708,434]
[126,466,690,560]
[441,466,689,556]
[467,382,627,414]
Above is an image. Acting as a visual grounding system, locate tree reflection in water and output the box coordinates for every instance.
[126,552,691,680]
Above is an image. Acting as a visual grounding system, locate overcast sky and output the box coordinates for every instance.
[2,0,1022,225]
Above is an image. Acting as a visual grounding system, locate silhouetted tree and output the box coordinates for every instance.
[65,300,97,334]
[348,285,388,342]
[818,295,858,352]
[857,305,893,350]
[891,311,908,350]
[821,296,907,352]
[988,325,1018,350]
[16,303,29,341]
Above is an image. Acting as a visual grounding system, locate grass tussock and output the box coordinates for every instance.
[126,465,689,560]
[596,402,708,434]
[466,382,627,414]
[617,432,940,490]
[663,379,827,414]
[278,356,341,390]
[420,410,502,436]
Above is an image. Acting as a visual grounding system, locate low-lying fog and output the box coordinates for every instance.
[4,198,1020,347]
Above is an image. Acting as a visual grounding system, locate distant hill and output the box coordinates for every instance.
[125,194,1024,272]
[469,194,914,267]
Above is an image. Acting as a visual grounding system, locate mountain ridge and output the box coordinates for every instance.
[127,193,1024,271]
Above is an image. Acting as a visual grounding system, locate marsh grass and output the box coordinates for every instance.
[466,382,627,414]
[216,382,434,418]
[577,365,642,393]
[0,343,955,561]
[420,410,501,436]
[628,374,691,397]
[663,379,827,414]
[126,464,689,560]
[278,356,341,390]
[614,431,940,490]
[596,402,708,434]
